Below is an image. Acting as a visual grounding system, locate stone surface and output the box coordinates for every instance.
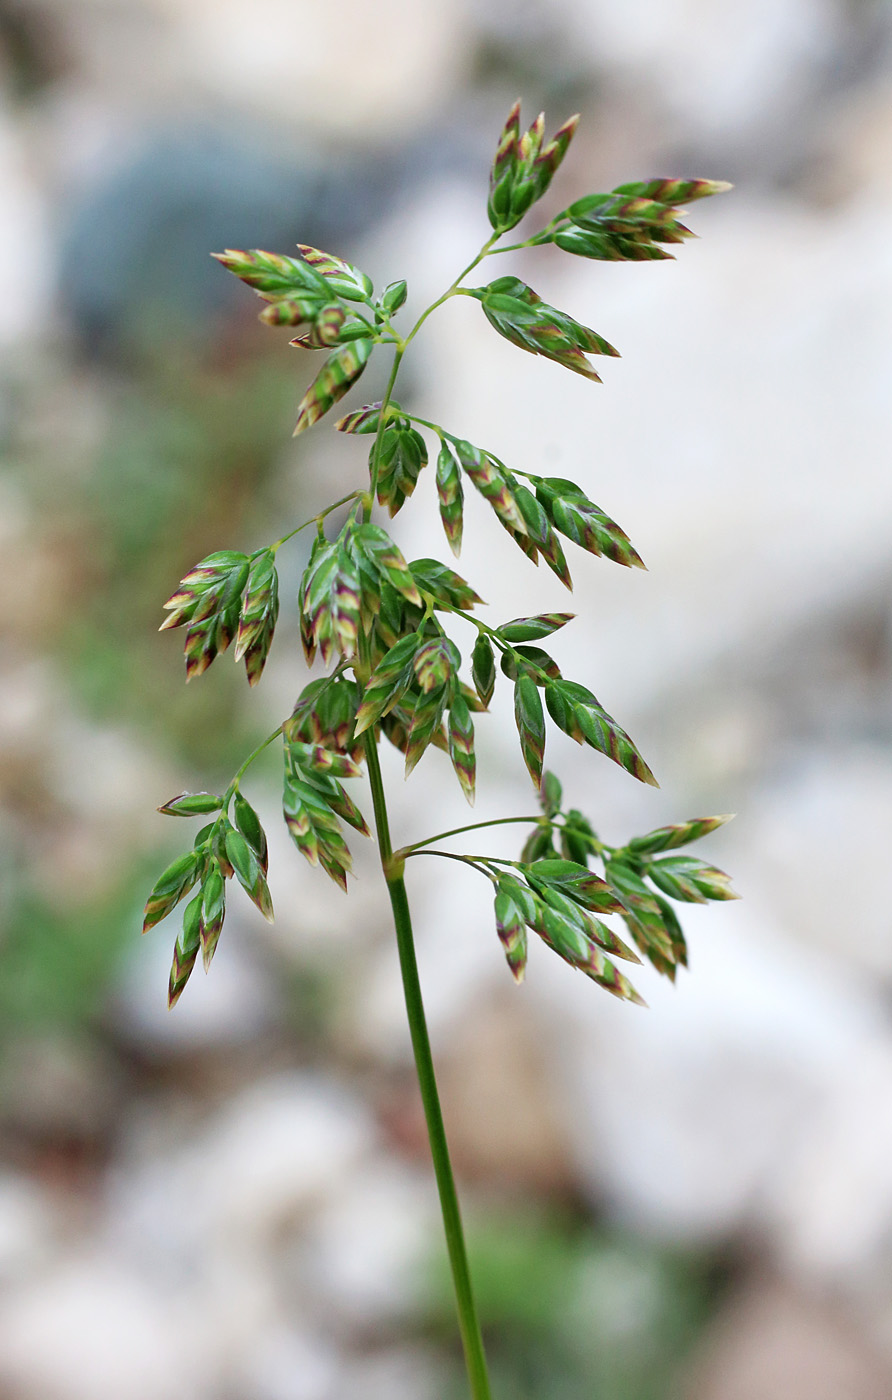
[684,1279,892,1400]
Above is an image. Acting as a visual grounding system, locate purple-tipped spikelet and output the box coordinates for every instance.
[472,277,619,381]
[487,103,580,232]
[470,635,496,708]
[168,891,203,1008]
[199,862,226,971]
[447,695,476,805]
[514,674,546,787]
[293,340,372,436]
[225,828,274,923]
[374,423,428,516]
[435,442,464,556]
[534,478,645,570]
[160,552,250,681]
[143,850,201,934]
[628,814,734,854]
[494,878,530,983]
[234,549,279,686]
[453,440,528,534]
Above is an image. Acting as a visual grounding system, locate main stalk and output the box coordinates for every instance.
[363,733,493,1400]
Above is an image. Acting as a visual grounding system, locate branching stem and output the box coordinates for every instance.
[271,490,363,553]
[396,813,544,860]
[225,725,283,798]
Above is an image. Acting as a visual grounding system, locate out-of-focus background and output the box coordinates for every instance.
[1,1,892,1396]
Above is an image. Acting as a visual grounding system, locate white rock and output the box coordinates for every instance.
[0,1174,58,1285]
[0,109,52,351]
[0,1254,211,1400]
[232,1327,341,1400]
[736,748,892,980]
[155,0,469,137]
[535,898,890,1243]
[113,907,279,1051]
[557,0,843,137]
[298,1158,433,1323]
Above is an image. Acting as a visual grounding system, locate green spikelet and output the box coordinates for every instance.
[157,792,223,817]
[560,809,599,865]
[225,829,274,923]
[293,339,372,436]
[299,534,339,667]
[501,613,575,645]
[521,822,557,863]
[471,277,619,381]
[534,478,645,570]
[546,179,731,263]
[168,891,203,1008]
[646,855,739,903]
[436,441,464,556]
[282,737,368,891]
[579,946,646,1005]
[500,645,561,683]
[514,674,545,787]
[487,104,580,233]
[143,850,201,933]
[545,679,657,787]
[413,637,459,694]
[233,792,269,873]
[289,676,363,761]
[375,423,428,516]
[494,877,529,982]
[447,694,476,805]
[531,113,579,201]
[296,243,374,302]
[289,303,348,348]
[354,632,426,735]
[487,99,522,230]
[409,559,483,611]
[471,635,496,708]
[199,861,226,970]
[513,484,573,589]
[404,685,451,776]
[335,401,398,435]
[525,858,625,915]
[351,524,422,608]
[654,895,688,969]
[258,297,322,329]
[160,552,250,681]
[453,439,527,533]
[211,248,328,300]
[331,543,362,660]
[539,770,562,816]
[606,859,677,976]
[612,177,732,204]
[234,549,279,685]
[628,814,734,854]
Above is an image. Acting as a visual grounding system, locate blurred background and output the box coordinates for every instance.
[2,0,892,1396]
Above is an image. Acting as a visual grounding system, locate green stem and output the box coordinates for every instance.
[225,724,284,798]
[363,732,493,1400]
[406,849,496,877]
[396,813,543,859]
[271,491,363,552]
[403,234,500,349]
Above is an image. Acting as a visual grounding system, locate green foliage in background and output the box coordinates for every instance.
[429,1211,725,1400]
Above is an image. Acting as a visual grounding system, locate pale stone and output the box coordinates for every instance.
[0,1255,211,1400]
[685,1280,892,1400]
